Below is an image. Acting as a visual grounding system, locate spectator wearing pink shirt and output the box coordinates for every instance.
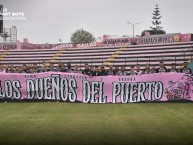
[0,65,6,73]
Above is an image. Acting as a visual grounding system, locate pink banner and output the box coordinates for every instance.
[0,72,192,103]
[0,43,17,50]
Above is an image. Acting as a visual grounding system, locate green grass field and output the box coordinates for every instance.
[0,102,193,145]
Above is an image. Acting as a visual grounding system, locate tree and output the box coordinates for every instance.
[141,4,166,36]
[0,32,10,42]
[141,29,166,37]
[70,29,95,44]
[150,4,164,34]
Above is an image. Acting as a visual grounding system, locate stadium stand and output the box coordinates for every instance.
[0,41,193,71]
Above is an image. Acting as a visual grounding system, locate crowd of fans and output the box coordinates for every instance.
[0,61,192,75]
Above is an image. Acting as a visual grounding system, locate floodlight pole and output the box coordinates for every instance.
[127,22,139,38]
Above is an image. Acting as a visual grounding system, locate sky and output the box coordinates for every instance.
[1,0,193,44]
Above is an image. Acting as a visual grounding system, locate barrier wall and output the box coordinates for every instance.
[0,33,192,51]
